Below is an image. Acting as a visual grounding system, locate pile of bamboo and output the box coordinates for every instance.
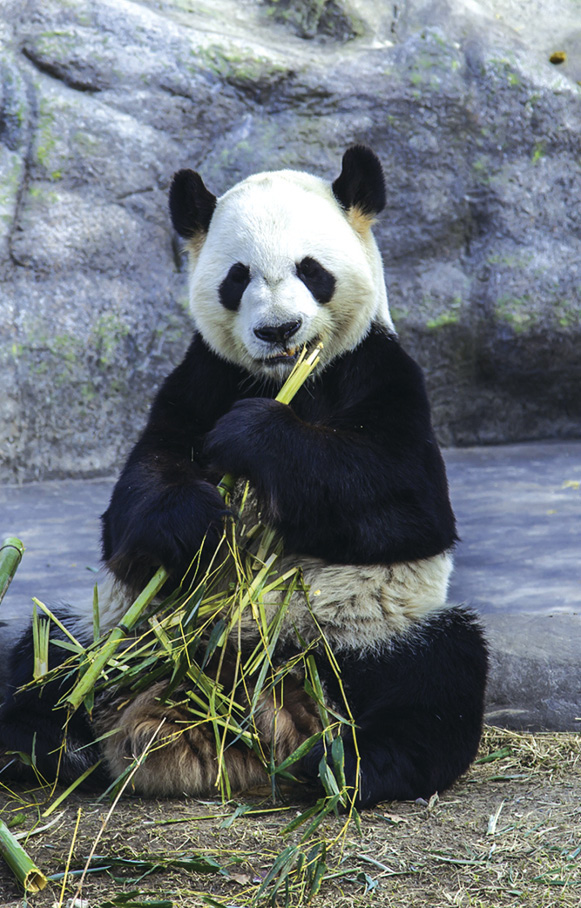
[0,345,360,902]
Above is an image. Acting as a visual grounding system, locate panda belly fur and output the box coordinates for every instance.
[0,146,488,808]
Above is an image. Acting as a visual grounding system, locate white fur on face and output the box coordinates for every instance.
[186,169,394,380]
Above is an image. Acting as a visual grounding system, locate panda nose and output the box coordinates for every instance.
[254,319,302,344]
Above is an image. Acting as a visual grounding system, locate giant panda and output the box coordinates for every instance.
[0,146,488,808]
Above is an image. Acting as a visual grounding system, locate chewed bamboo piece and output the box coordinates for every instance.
[0,818,48,893]
[64,343,323,712]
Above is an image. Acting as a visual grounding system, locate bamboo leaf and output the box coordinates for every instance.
[87,852,224,874]
[256,844,298,895]
[475,746,511,764]
[182,582,206,629]
[51,639,86,654]
[274,733,324,775]
[299,794,342,842]
[331,735,347,790]
[305,841,327,898]
[200,619,227,669]
[281,799,326,836]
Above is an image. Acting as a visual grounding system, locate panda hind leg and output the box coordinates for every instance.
[97,675,322,798]
[96,682,263,797]
[301,606,488,808]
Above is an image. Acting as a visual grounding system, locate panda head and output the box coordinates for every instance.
[169,146,394,381]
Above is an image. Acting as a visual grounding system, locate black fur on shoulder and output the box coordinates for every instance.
[169,169,217,239]
[332,145,386,217]
[299,607,488,808]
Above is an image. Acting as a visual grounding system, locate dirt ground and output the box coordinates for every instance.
[0,726,579,908]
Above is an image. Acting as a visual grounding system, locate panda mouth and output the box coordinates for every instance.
[262,346,300,366]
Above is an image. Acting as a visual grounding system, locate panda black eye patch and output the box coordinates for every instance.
[219,262,251,311]
[296,257,336,304]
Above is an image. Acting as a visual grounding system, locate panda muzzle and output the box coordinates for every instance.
[253,319,302,346]
[253,320,303,365]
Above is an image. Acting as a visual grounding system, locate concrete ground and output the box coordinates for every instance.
[1,441,580,731]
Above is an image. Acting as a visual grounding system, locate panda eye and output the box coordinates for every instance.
[229,262,251,284]
[296,256,336,304]
[219,262,250,311]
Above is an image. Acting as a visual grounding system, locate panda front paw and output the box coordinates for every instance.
[205,398,290,479]
[103,481,230,590]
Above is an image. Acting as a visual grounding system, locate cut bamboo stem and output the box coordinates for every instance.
[0,818,48,893]
[0,536,25,607]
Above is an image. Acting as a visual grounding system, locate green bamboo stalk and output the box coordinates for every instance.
[64,566,168,711]
[0,536,25,607]
[0,818,48,893]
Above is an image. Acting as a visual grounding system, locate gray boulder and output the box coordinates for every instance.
[1,0,580,481]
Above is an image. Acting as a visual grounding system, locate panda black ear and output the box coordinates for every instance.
[332,145,386,218]
[169,169,217,239]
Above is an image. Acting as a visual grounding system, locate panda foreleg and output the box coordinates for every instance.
[102,470,230,593]
[100,336,245,594]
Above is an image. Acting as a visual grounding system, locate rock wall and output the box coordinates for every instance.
[1,0,580,481]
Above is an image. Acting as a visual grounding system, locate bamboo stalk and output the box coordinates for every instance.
[0,818,48,893]
[64,566,168,711]
[0,536,25,607]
